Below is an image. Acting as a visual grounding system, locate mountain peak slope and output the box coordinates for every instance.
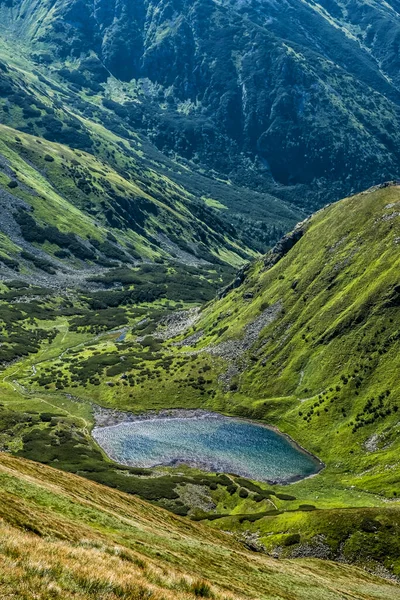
[2,0,400,210]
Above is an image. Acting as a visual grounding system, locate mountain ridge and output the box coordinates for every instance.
[2,0,400,210]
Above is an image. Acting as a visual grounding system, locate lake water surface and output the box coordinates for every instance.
[92,412,322,483]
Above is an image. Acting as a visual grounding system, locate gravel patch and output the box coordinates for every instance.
[364,433,381,452]
[156,233,210,266]
[177,484,216,513]
[286,535,333,560]
[152,308,201,341]
[204,301,283,389]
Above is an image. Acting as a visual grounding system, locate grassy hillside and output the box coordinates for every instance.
[0,122,255,279]
[0,32,299,253]
[191,181,400,496]
[148,182,400,570]
[0,452,398,600]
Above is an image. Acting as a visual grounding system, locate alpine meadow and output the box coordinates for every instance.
[0,1,400,599]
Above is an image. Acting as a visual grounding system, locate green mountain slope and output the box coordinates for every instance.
[0,122,253,282]
[0,31,300,252]
[0,452,397,600]
[192,181,400,496]
[1,0,400,211]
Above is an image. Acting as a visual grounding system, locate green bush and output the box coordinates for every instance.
[283,533,301,546]
[275,493,296,501]
[234,478,265,494]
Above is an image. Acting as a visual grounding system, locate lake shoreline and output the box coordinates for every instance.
[93,406,229,427]
[92,406,325,485]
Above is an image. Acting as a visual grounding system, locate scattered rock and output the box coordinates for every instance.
[152,308,201,341]
[174,329,204,347]
[206,301,283,389]
[236,531,266,553]
[288,534,333,560]
[263,220,309,271]
[364,433,381,453]
[178,484,216,513]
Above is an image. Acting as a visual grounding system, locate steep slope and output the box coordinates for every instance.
[0,122,252,284]
[185,183,400,495]
[1,0,400,210]
[0,29,300,252]
[0,452,397,600]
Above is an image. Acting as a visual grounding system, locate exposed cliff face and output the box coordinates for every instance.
[2,0,400,210]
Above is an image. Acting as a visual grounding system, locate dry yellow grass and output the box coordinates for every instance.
[0,453,398,600]
[0,522,237,600]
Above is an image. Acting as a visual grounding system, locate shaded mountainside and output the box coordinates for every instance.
[0,22,300,253]
[0,452,398,600]
[1,0,400,209]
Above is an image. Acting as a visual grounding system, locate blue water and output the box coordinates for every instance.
[92,414,321,483]
[116,329,128,342]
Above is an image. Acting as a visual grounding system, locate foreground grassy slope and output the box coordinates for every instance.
[0,452,397,600]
